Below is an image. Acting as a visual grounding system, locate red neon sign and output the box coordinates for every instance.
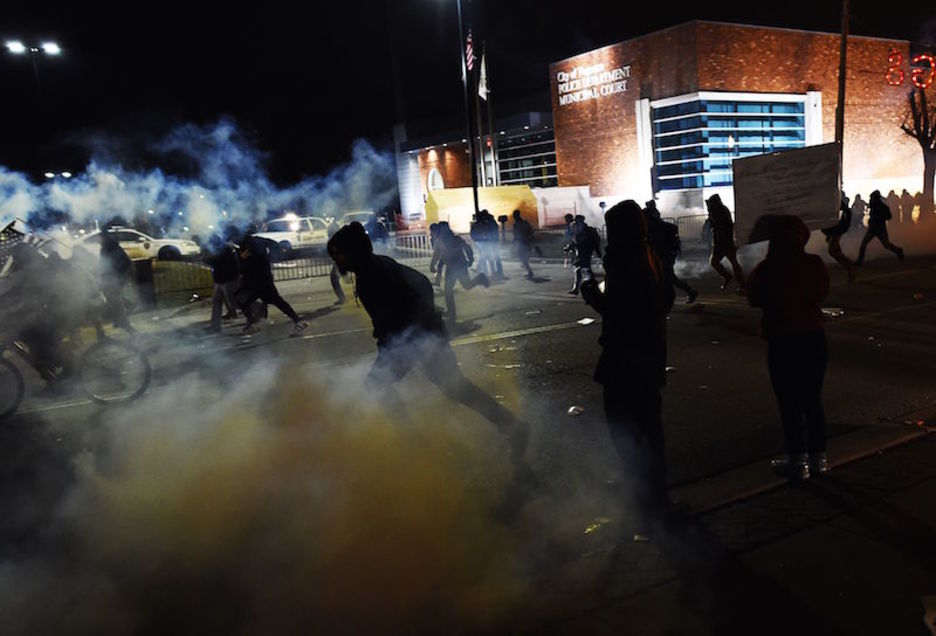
[886,48,935,89]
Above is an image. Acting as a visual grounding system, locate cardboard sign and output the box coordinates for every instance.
[732,143,841,246]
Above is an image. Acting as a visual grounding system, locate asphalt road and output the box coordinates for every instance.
[8,249,935,490]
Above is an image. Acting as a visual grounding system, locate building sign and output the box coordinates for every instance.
[556,64,631,106]
[885,48,934,89]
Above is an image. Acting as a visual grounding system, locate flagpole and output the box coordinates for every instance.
[455,0,480,217]
[474,64,487,187]
[482,42,498,186]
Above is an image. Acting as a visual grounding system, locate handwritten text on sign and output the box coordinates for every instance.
[556,64,631,106]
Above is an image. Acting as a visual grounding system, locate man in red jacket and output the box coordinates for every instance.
[747,215,830,480]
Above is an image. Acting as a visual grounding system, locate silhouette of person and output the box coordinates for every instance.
[327,217,346,305]
[914,191,926,222]
[562,212,576,268]
[580,200,672,535]
[900,189,916,224]
[885,190,901,223]
[236,228,308,335]
[567,215,601,295]
[428,222,444,287]
[364,213,390,255]
[98,227,136,334]
[512,209,535,279]
[644,200,698,304]
[326,221,527,460]
[705,194,746,292]
[820,192,855,282]
[481,210,506,280]
[855,190,904,266]
[850,193,866,229]
[438,223,489,324]
[469,212,490,276]
[203,233,241,333]
[746,215,830,480]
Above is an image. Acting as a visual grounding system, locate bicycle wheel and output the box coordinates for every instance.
[79,341,151,404]
[0,357,25,418]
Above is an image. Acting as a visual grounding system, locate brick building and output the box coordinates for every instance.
[549,20,924,215]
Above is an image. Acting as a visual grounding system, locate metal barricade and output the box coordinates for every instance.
[676,214,709,245]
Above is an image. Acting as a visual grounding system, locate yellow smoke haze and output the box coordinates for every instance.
[41,363,528,635]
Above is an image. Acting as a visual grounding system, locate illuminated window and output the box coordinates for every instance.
[427,168,444,191]
[651,94,808,192]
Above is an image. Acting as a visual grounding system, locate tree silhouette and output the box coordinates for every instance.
[901,88,936,220]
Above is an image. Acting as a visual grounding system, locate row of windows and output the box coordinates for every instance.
[653,100,804,120]
[654,115,805,135]
[498,142,556,161]
[654,128,805,149]
[651,99,807,192]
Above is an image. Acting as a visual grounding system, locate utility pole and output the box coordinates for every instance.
[835,0,849,181]
[455,0,480,216]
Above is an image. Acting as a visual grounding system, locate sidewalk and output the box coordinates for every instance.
[523,428,936,635]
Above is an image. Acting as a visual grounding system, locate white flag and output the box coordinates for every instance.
[478,52,489,100]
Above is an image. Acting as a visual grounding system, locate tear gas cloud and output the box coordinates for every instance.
[5,118,398,239]
[0,342,628,634]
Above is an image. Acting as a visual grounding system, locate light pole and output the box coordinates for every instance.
[5,40,61,94]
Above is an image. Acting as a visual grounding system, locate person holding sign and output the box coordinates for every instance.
[705,194,746,293]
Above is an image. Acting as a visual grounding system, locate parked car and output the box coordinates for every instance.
[76,227,200,261]
[340,210,378,227]
[255,215,330,252]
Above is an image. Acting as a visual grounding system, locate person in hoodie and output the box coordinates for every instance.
[326,221,527,462]
[855,190,904,266]
[580,200,674,538]
[746,215,830,481]
[820,191,855,283]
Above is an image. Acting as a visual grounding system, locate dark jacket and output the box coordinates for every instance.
[513,218,534,246]
[440,234,474,270]
[868,198,892,229]
[708,202,735,249]
[646,217,680,264]
[821,201,852,240]
[572,223,601,266]
[582,244,669,389]
[100,239,132,283]
[747,217,829,339]
[239,235,278,289]
[205,245,240,284]
[354,255,445,345]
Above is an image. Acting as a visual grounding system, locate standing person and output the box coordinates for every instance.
[562,213,576,269]
[428,223,445,286]
[327,217,347,305]
[820,192,856,282]
[580,200,672,536]
[469,213,491,276]
[900,189,916,224]
[326,222,528,461]
[98,228,136,335]
[850,193,867,229]
[203,235,241,333]
[705,194,746,293]
[236,229,308,335]
[855,190,904,266]
[481,210,506,281]
[567,215,601,295]
[885,190,901,223]
[644,201,698,304]
[512,209,535,280]
[746,215,830,480]
[364,213,390,256]
[439,224,489,324]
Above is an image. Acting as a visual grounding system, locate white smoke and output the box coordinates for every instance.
[4,118,398,239]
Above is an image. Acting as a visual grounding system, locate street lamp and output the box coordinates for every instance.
[5,39,61,94]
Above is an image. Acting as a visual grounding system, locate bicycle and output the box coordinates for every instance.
[0,335,152,419]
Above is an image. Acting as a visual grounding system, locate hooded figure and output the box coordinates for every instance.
[705,194,746,292]
[855,190,904,265]
[327,222,528,464]
[580,200,672,535]
[747,215,830,480]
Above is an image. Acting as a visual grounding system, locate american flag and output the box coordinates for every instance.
[465,30,475,72]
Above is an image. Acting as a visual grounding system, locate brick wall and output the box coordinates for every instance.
[551,21,925,199]
[416,143,472,205]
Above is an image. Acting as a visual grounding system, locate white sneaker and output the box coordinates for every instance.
[293,320,308,334]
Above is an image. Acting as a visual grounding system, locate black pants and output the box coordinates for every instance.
[856,225,901,264]
[444,266,484,323]
[665,260,695,295]
[767,331,828,456]
[603,384,667,515]
[517,243,533,277]
[329,264,346,303]
[367,333,517,435]
[240,281,300,324]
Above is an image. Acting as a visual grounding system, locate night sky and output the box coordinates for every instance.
[0,1,929,184]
